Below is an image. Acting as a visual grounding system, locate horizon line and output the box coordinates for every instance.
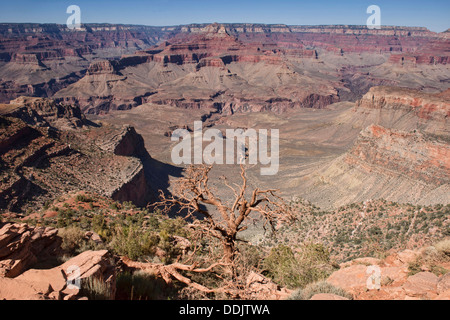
[0,21,448,33]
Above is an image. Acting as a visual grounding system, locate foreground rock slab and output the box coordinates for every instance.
[0,249,116,300]
[0,222,61,277]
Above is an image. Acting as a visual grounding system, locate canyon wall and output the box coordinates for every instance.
[1,22,448,111]
[354,86,450,135]
[0,97,153,212]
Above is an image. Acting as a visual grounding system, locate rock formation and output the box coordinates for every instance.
[0,221,116,300]
[0,222,61,277]
[325,245,450,300]
[296,86,450,208]
[0,97,153,212]
[4,96,88,130]
[301,124,449,208]
[346,125,449,186]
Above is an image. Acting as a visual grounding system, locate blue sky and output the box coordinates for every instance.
[0,0,449,32]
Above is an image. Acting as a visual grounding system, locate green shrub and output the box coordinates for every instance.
[109,225,159,261]
[43,200,51,210]
[263,243,334,289]
[59,227,85,255]
[109,202,120,211]
[295,243,334,288]
[92,214,111,240]
[147,215,160,230]
[76,194,93,203]
[160,217,187,238]
[263,245,301,289]
[59,226,104,255]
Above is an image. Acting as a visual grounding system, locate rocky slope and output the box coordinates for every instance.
[269,198,450,263]
[0,97,153,213]
[353,86,450,135]
[300,124,449,208]
[2,96,88,130]
[346,125,449,186]
[294,86,450,209]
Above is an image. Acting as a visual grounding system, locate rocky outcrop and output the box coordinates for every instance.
[5,96,88,130]
[0,248,116,300]
[402,272,439,298]
[0,221,116,300]
[86,60,119,75]
[245,271,292,300]
[325,245,450,300]
[95,125,147,157]
[0,222,61,277]
[90,123,153,206]
[151,90,339,115]
[110,163,148,206]
[10,53,47,68]
[0,98,153,212]
[389,54,449,66]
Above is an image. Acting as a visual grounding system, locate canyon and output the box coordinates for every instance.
[0,21,449,301]
[0,22,448,211]
[0,23,448,114]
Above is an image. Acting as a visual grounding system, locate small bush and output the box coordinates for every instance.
[160,217,188,238]
[109,202,120,211]
[79,276,113,300]
[59,227,86,255]
[263,245,301,289]
[435,239,450,256]
[407,260,422,276]
[109,225,159,261]
[43,200,51,210]
[263,243,334,289]
[92,214,111,240]
[76,194,93,203]
[289,281,352,300]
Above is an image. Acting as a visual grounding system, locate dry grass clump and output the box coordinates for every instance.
[288,281,352,300]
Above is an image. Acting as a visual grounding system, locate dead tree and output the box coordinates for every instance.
[158,164,296,269]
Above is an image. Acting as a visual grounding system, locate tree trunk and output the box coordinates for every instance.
[223,234,236,276]
[223,241,235,263]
